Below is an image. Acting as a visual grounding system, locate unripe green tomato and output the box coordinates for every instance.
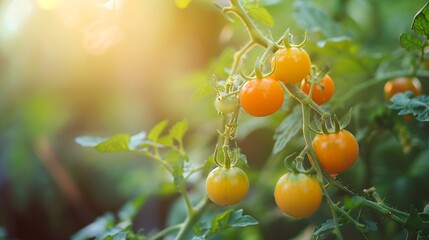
[215,96,238,114]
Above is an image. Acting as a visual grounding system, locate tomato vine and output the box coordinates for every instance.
[73,1,429,240]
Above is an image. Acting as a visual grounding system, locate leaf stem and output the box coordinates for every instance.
[322,187,344,240]
[140,151,173,173]
[175,196,210,240]
[149,224,183,240]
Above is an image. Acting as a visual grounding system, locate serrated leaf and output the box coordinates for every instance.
[243,2,274,27]
[405,206,429,230]
[95,221,132,240]
[194,209,258,239]
[412,2,429,37]
[313,219,337,240]
[389,93,429,121]
[273,105,302,154]
[175,0,192,9]
[95,134,131,153]
[148,120,169,142]
[169,151,187,187]
[71,213,115,240]
[400,33,424,51]
[294,1,341,38]
[169,119,188,143]
[118,195,147,221]
[227,209,258,227]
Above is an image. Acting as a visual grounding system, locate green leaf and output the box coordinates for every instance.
[389,93,429,121]
[94,134,131,153]
[294,1,341,38]
[175,0,192,9]
[243,1,274,27]
[412,2,429,37]
[404,206,429,231]
[313,219,337,240]
[148,120,169,142]
[212,48,235,77]
[227,209,259,227]
[400,33,424,51]
[194,209,258,238]
[71,213,115,240]
[273,105,302,154]
[95,221,132,240]
[169,119,188,144]
[166,149,187,187]
[76,131,153,152]
[118,195,147,221]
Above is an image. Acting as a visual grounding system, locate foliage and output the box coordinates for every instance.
[1,0,429,240]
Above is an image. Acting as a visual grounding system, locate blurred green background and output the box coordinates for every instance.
[0,0,428,239]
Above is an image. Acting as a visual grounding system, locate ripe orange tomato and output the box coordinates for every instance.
[239,77,284,117]
[271,47,311,84]
[205,166,249,206]
[274,172,322,218]
[384,77,422,101]
[312,129,359,175]
[300,75,335,105]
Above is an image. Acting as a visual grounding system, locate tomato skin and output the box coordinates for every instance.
[300,75,335,105]
[239,77,284,117]
[312,130,359,175]
[205,166,249,206]
[215,96,238,114]
[274,172,322,218]
[384,77,422,101]
[271,47,311,84]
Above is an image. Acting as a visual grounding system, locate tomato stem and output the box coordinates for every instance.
[149,224,183,240]
[174,196,210,240]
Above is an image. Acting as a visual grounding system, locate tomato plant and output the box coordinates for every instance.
[205,166,249,206]
[239,77,284,117]
[5,0,422,240]
[274,172,322,218]
[271,47,311,84]
[300,74,335,105]
[312,129,359,176]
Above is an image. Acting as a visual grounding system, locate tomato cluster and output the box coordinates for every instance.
[239,46,336,117]
[209,44,352,219]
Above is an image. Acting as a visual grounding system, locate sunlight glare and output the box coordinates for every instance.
[37,0,61,10]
